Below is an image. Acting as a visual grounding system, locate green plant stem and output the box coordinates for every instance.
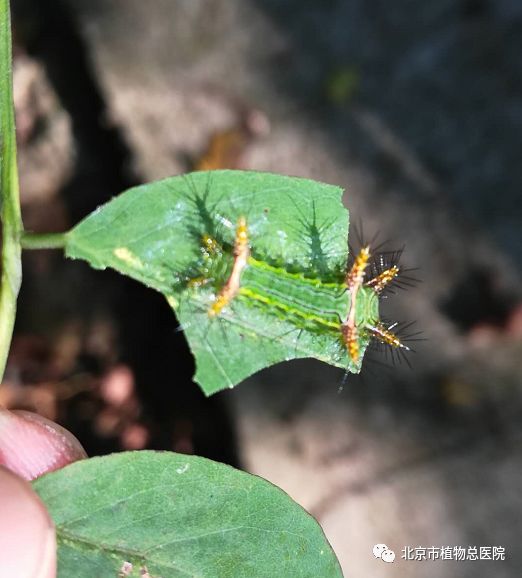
[21,232,67,250]
[0,0,23,382]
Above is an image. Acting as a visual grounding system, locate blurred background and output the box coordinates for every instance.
[4,0,522,576]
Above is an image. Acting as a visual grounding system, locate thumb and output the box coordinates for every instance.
[0,408,86,578]
[0,407,86,481]
[0,466,56,578]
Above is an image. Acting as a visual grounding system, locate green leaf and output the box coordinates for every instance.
[65,170,365,394]
[33,451,342,578]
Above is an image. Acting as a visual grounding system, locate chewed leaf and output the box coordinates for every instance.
[33,451,343,577]
[65,170,365,394]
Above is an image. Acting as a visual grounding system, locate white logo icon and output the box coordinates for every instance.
[373,544,395,563]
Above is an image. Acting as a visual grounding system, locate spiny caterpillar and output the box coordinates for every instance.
[182,189,412,375]
[213,219,408,364]
[175,171,417,390]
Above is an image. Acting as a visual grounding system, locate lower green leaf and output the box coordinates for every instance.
[33,451,343,578]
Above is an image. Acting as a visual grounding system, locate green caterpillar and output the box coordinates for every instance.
[179,175,409,391]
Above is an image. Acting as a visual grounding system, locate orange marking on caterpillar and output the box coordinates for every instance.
[366,265,400,294]
[342,246,370,363]
[208,216,250,317]
[345,246,370,289]
[366,322,410,350]
[341,323,359,363]
[201,234,220,256]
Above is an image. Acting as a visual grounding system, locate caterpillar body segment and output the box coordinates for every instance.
[208,216,250,317]
[345,245,370,289]
[366,322,411,351]
[201,234,221,258]
[188,210,412,372]
[366,265,400,294]
[341,246,409,364]
[341,323,359,365]
[237,259,348,334]
[342,246,371,364]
